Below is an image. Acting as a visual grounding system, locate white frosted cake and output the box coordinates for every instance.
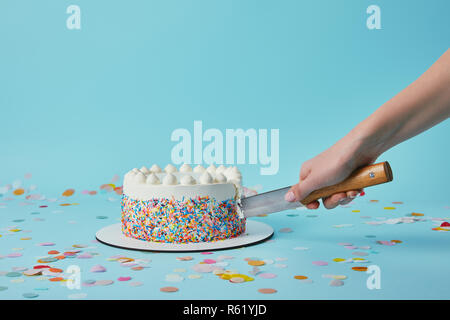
[121,164,246,243]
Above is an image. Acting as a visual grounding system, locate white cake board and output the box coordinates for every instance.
[96,220,274,252]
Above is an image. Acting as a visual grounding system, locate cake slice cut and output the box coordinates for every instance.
[121,164,245,243]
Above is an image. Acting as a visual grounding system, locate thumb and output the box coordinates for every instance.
[284,177,318,202]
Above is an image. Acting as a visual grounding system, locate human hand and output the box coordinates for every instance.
[284,135,378,209]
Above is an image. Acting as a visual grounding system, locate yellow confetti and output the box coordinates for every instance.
[333,258,346,262]
[351,210,360,213]
[383,207,396,210]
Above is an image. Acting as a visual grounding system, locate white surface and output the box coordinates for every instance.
[96,220,274,252]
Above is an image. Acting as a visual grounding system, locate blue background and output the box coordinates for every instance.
[0,0,449,300]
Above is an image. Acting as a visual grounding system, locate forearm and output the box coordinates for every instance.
[350,49,450,158]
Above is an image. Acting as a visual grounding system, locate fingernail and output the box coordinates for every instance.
[339,198,347,203]
[285,191,296,202]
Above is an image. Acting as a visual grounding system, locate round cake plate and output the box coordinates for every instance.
[95,220,274,252]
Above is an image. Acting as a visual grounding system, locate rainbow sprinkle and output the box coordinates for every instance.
[121,194,246,243]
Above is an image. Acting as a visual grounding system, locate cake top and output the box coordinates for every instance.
[124,164,242,187]
[122,164,243,202]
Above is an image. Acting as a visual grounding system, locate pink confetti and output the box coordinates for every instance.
[90,265,106,273]
[39,242,55,246]
[203,259,216,264]
[117,276,132,281]
[258,273,277,279]
[312,261,328,266]
[7,252,22,258]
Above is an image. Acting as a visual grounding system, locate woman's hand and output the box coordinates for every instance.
[284,133,379,209]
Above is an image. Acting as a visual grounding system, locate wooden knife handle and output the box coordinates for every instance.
[300,161,393,205]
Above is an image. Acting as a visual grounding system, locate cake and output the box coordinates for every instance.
[121,164,246,243]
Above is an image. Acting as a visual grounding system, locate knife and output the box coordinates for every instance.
[240,161,393,217]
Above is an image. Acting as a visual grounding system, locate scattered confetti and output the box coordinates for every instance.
[160,286,179,293]
[258,288,277,294]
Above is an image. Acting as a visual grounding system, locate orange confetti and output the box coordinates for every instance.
[294,275,308,280]
[411,212,424,216]
[13,188,25,196]
[62,189,75,197]
[89,191,97,195]
[49,268,63,273]
[54,255,66,260]
[369,200,379,202]
[160,286,179,292]
[60,203,71,206]
[258,288,277,294]
[352,267,368,272]
[48,250,60,255]
[247,260,265,266]
[49,277,64,282]
[391,240,403,243]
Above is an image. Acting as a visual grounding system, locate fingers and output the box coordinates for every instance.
[322,190,362,209]
[306,201,320,209]
[322,192,348,209]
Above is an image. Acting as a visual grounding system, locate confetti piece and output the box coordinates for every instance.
[22,293,39,298]
[130,281,143,287]
[176,256,193,261]
[392,201,403,204]
[258,273,277,279]
[332,275,347,280]
[352,210,360,213]
[6,272,22,277]
[230,277,245,283]
[279,227,293,233]
[440,222,450,227]
[165,274,184,282]
[94,280,114,286]
[90,265,107,273]
[258,288,277,294]
[13,189,25,196]
[160,286,179,292]
[49,277,64,282]
[411,212,424,216]
[352,267,368,272]
[117,276,132,281]
[203,259,216,264]
[383,207,396,210]
[294,275,308,280]
[62,189,75,197]
[248,260,265,266]
[329,279,344,287]
[188,274,202,279]
[312,261,328,266]
[23,269,42,276]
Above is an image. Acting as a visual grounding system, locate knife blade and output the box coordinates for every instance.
[239,161,393,217]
